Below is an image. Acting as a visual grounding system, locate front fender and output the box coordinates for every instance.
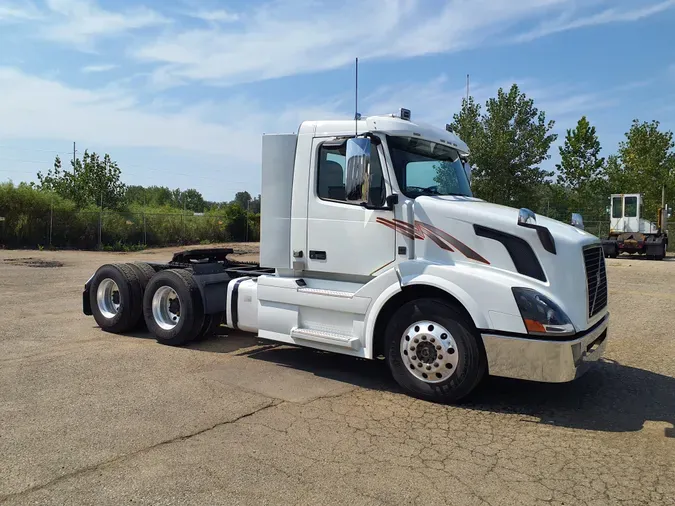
[397,261,492,329]
[363,260,535,357]
[362,261,503,358]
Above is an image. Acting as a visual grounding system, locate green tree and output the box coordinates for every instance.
[449,84,557,207]
[556,116,605,190]
[447,95,482,149]
[555,116,607,217]
[606,119,675,219]
[250,194,261,214]
[37,150,126,209]
[178,188,206,213]
[233,191,252,210]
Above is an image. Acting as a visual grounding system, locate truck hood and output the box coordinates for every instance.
[416,196,599,247]
[412,196,604,331]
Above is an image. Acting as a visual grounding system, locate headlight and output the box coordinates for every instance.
[512,287,575,336]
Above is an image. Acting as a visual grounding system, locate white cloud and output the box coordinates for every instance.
[128,0,674,89]
[81,64,118,73]
[187,9,239,23]
[514,0,675,42]
[0,65,626,160]
[0,66,341,164]
[131,0,569,87]
[40,0,169,48]
[0,1,41,22]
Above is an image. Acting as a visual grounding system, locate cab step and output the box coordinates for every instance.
[290,327,361,350]
[296,287,355,298]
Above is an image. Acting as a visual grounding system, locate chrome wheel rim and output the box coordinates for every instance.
[152,286,181,330]
[96,278,120,319]
[400,320,459,384]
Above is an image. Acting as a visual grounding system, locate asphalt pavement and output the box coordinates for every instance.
[0,247,673,505]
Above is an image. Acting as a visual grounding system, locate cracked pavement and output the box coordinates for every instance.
[1,247,674,505]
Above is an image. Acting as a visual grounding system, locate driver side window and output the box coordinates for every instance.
[612,196,622,218]
[317,143,386,207]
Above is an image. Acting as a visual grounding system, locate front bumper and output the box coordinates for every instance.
[481,314,609,383]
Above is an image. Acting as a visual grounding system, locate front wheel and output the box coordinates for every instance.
[384,298,487,403]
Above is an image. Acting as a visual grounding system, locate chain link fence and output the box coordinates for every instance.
[0,210,259,250]
[0,210,670,251]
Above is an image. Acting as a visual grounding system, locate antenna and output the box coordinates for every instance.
[466,74,470,102]
[355,57,359,136]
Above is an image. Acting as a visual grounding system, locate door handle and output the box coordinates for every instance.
[309,250,326,260]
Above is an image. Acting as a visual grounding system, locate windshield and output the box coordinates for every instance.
[387,135,472,198]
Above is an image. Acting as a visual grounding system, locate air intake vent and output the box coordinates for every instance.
[583,245,608,318]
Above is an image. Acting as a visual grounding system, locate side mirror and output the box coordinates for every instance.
[518,208,536,225]
[345,137,371,204]
[571,213,584,230]
[462,160,472,182]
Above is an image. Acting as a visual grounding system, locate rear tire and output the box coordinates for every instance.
[384,298,487,404]
[143,269,205,346]
[195,312,226,341]
[656,243,667,261]
[89,263,143,333]
[128,262,156,290]
[128,262,158,330]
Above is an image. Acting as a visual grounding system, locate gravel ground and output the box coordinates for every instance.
[0,245,673,506]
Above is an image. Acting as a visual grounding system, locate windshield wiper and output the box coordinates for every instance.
[408,185,441,195]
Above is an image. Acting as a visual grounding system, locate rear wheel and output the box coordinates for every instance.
[89,263,143,333]
[195,312,225,341]
[128,262,156,290]
[656,242,667,261]
[384,298,487,403]
[127,262,158,329]
[143,269,205,346]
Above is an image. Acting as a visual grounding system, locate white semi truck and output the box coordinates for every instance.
[83,109,609,403]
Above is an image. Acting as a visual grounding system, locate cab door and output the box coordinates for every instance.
[610,195,623,232]
[305,137,396,277]
[623,194,640,233]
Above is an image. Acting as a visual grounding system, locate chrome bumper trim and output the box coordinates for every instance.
[481,314,609,383]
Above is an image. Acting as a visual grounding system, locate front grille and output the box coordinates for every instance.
[584,245,608,318]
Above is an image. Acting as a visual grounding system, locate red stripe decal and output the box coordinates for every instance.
[376,217,489,264]
[418,221,490,264]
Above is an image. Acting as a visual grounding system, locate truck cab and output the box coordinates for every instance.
[609,193,657,234]
[603,192,669,259]
[83,109,610,403]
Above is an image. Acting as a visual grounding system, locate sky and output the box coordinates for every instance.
[0,0,674,202]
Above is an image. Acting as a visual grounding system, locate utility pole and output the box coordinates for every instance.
[49,194,53,248]
[182,193,186,244]
[99,158,105,250]
[143,190,147,246]
[73,141,76,167]
[246,198,250,242]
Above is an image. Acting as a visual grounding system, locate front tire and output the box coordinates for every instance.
[384,298,487,403]
[143,269,205,346]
